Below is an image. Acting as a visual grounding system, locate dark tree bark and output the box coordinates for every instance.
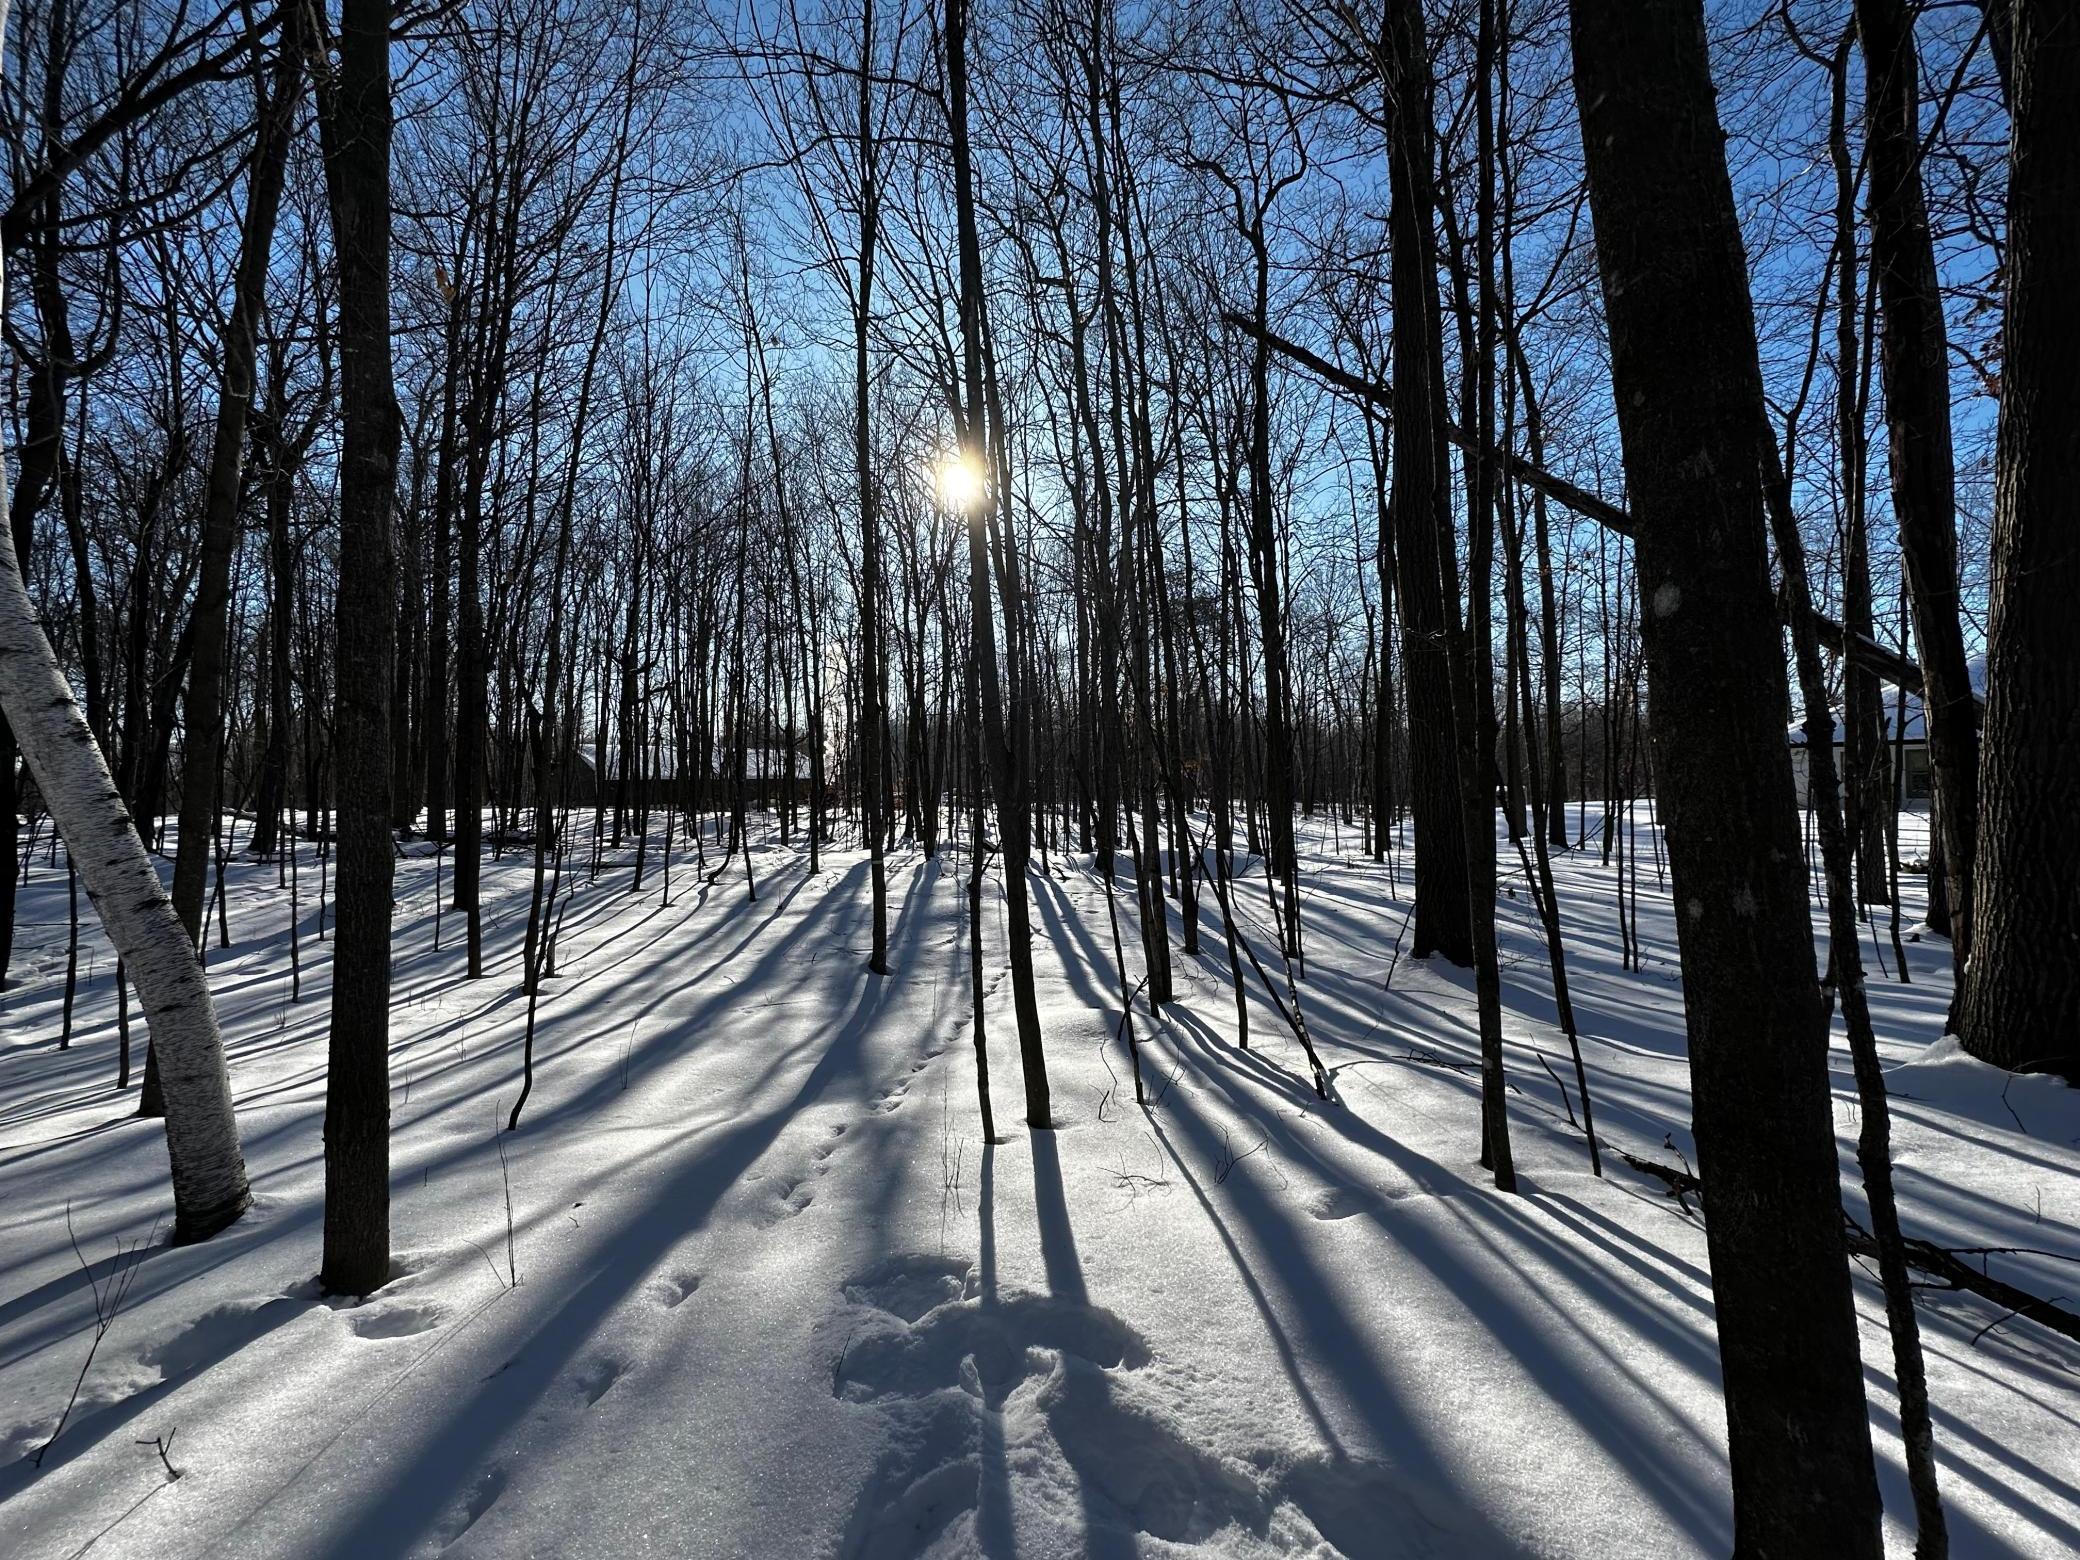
[1955,0,2078,1081]
[1567,1,1883,1552]
[314,0,401,1297]
[1856,0,1980,959]
[947,0,1049,1126]
[855,0,891,976]
[1379,0,1471,967]
[171,14,301,943]
[1763,432,1946,1556]
[1821,29,1890,905]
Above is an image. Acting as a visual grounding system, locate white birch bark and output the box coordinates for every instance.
[0,253,251,1241]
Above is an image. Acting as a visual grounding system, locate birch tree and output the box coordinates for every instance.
[0,2,248,1239]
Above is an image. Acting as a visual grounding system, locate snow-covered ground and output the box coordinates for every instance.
[1,806,2073,1558]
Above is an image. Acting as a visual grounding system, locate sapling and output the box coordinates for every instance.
[36,1208,160,1467]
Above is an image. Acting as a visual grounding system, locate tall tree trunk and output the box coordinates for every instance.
[1567,1,1883,1551]
[314,0,401,1296]
[1820,28,1890,906]
[948,0,1049,1126]
[1762,430,1947,1555]
[855,0,890,976]
[1856,0,1980,961]
[171,16,300,943]
[1380,0,1471,966]
[1955,0,2078,1081]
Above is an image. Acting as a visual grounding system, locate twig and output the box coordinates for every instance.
[36,1208,160,1467]
[1382,897,1418,992]
[134,1428,181,1481]
[493,1105,517,1288]
[1105,1132,1172,1204]
[1213,1128,1268,1186]
[1537,1051,1580,1130]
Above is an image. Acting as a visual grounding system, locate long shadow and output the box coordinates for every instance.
[1143,1112,1347,1457]
[1029,1129,1136,1560]
[0,855,849,1377]
[1153,1036,1727,1550]
[0,1290,313,1501]
[973,1143,1015,1559]
[1188,1016,1730,1396]
[306,948,904,1558]
[5,873,832,1261]
[1028,875,1117,1019]
[1141,1091,1530,1554]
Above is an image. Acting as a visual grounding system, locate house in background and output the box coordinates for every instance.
[1786,655,1984,809]
[1789,700,1929,807]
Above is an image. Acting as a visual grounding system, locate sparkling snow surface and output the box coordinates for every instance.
[1,809,2073,1558]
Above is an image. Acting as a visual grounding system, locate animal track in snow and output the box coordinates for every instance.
[646,1268,702,1309]
[1306,1184,1375,1221]
[574,1354,631,1406]
[830,1254,1462,1556]
[346,1299,446,1340]
[754,1175,817,1225]
[435,1464,508,1550]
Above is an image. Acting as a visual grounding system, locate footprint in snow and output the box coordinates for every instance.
[832,1254,1465,1556]
[435,1464,508,1551]
[765,1178,816,1221]
[1306,1184,1375,1221]
[346,1299,446,1340]
[646,1269,702,1309]
[573,1354,632,1406]
[836,1253,1266,1558]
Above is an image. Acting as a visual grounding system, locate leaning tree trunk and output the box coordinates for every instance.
[0,289,249,1245]
[313,0,401,1296]
[1955,0,2078,1081]
[1567,1,1884,1553]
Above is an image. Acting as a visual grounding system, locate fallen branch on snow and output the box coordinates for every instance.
[1617,1150,2080,1346]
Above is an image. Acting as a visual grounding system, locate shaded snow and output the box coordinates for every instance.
[0,807,2073,1558]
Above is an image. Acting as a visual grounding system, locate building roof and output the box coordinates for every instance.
[1786,655,1985,746]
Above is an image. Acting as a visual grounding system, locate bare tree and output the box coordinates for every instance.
[1567,0,1883,1549]
[311,0,401,1296]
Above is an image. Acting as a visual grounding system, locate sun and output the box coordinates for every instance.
[935,452,987,513]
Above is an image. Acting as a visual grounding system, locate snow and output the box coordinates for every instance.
[1786,654,1989,747]
[1,808,2074,1558]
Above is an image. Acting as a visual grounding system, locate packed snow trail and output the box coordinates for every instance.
[1,814,2075,1557]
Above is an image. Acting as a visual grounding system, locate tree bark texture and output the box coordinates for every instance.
[1568,2,1884,1551]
